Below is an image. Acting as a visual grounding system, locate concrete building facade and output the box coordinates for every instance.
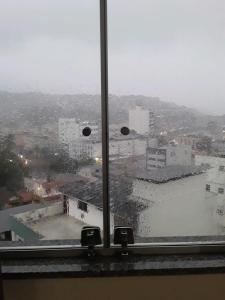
[129,106,150,135]
[146,144,192,170]
[68,136,147,160]
[58,118,79,145]
[132,171,219,237]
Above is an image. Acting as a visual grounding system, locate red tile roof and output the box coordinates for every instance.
[19,191,33,203]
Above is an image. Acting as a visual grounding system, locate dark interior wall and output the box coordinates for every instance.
[3,274,225,300]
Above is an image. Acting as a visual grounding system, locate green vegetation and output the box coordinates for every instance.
[0,135,26,192]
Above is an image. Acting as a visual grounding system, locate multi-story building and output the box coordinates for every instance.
[69,141,93,160]
[79,121,99,138]
[176,135,202,150]
[195,154,225,230]
[146,144,192,170]
[68,135,147,161]
[129,106,150,135]
[132,165,218,237]
[58,118,79,145]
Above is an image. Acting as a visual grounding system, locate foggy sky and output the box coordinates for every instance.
[0,0,225,114]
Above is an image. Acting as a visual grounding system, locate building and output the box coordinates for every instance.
[24,178,64,202]
[58,118,79,144]
[132,165,219,237]
[176,135,202,150]
[69,141,93,160]
[195,154,225,167]
[146,144,192,170]
[68,135,147,161]
[0,195,113,241]
[0,203,46,241]
[196,155,225,229]
[129,106,150,135]
[79,121,99,138]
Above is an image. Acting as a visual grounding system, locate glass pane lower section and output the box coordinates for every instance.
[108,0,225,242]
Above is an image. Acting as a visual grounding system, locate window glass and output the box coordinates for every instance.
[0,0,103,244]
[108,0,225,241]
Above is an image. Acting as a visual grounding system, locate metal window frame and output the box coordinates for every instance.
[1,0,225,259]
[100,0,110,248]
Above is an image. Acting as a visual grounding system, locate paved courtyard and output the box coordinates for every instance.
[28,215,87,240]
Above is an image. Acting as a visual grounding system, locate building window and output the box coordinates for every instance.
[78,200,88,212]
[206,184,210,191]
[218,188,224,194]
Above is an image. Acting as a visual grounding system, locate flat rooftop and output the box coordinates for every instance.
[27,215,87,240]
[135,165,205,183]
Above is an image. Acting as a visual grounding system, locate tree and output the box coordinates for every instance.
[0,151,25,192]
[0,134,27,192]
[49,151,78,174]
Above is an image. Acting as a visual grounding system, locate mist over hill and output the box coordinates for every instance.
[0,91,224,133]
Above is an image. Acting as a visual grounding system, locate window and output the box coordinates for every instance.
[206,184,211,192]
[0,0,225,256]
[218,188,224,194]
[219,166,225,171]
[78,200,88,213]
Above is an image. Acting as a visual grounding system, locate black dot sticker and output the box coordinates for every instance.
[82,127,92,137]
[121,127,130,136]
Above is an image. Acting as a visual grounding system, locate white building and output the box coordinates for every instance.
[196,155,225,228]
[58,118,79,144]
[109,137,147,159]
[176,135,202,150]
[132,166,219,237]
[68,196,114,234]
[79,121,99,138]
[195,155,225,168]
[129,106,150,135]
[68,136,147,160]
[146,144,192,170]
[69,141,93,160]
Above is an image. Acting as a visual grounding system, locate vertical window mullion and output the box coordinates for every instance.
[100,0,110,248]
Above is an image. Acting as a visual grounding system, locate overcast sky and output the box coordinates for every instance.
[0,0,225,114]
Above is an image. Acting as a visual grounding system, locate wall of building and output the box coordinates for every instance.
[146,145,192,170]
[129,106,149,135]
[58,118,79,144]
[109,138,147,158]
[195,155,225,168]
[176,135,201,149]
[166,145,192,166]
[146,148,166,169]
[79,122,99,137]
[195,155,225,231]
[132,173,219,237]
[68,198,114,234]
[68,138,147,160]
[69,141,94,160]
